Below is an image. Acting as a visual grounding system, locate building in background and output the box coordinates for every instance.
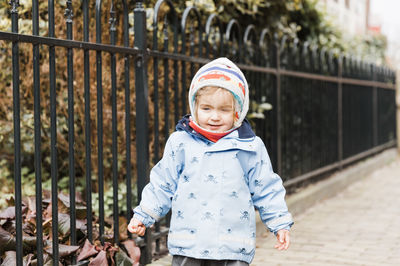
[319,0,370,36]
[320,0,400,69]
[369,0,400,70]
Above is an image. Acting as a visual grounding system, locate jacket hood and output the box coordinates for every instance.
[176,114,255,141]
[188,57,249,128]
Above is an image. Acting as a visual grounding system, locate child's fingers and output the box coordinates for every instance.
[274,230,290,250]
[129,227,145,236]
[130,225,145,236]
[137,227,146,236]
[127,219,146,235]
[274,241,287,250]
[278,232,285,243]
[280,231,290,249]
[283,233,290,249]
[127,224,135,233]
[274,241,285,250]
[127,221,136,233]
[128,225,138,234]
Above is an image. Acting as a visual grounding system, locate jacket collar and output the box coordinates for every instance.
[176,114,256,143]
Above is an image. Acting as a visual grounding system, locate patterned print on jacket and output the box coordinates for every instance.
[133,117,293,264]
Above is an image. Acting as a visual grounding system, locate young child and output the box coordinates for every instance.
[128,57,293,265]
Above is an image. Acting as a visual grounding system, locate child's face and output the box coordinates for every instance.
[195,87,235,132]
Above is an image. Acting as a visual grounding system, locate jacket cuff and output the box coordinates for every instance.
[273,225,292,236]
[267,213,294,234]
[133,206,156,228]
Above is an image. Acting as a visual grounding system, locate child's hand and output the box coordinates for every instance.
[274,229,290,250]
[127,218,146,236]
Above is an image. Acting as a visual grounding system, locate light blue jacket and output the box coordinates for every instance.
[133,117,293,263]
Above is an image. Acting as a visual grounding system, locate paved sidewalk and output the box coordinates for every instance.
[252,155,400,265]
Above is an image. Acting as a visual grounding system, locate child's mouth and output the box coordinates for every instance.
[208,125,222,130]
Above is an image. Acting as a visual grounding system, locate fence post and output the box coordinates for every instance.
[134,1,151,264]
[110,2,119,246]
[337,55,343,169]
[95,0,105,245]
[65,0,77,251]
[49,0,60,261]
[10,1,23,265]
[32,0,44,263]
[275,37,282,175]
[372,65,378,148]
[396,70,400,154]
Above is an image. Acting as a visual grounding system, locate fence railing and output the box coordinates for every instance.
[0,0,396,265]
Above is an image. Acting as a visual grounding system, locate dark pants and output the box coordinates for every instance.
[172,255,249,266]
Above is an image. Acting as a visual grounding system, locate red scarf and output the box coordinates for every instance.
[189,120,234,143]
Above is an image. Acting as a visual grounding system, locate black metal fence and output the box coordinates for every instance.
[0,0,397,265]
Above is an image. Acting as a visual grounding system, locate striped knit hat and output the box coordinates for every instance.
[189,57,249,128]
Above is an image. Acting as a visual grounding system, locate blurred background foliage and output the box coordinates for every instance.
[0,0,388,212]
[148,0,387,61]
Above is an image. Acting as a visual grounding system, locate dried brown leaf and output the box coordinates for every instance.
[58,213,71,236]
[103,242,119,266]
[23,196,37,213]
[1,251,17,265]
[44,243,80,258]
[0,206,27,220]
[23,253,34,266]
[0,207,16,219]
[88,250,107,266]
[77,239,98,262]
[115,250,134,266]
[122,239,140,265]
[0,226,15,252]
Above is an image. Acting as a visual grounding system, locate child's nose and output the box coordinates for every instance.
[210,110,220,120]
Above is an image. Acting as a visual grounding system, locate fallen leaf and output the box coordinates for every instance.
[23,196,37,213]
[58,213,71,236]
[58,193,70,208]
[76,219,86,231]
[88,250,107,266]
[0,226,15,252]
[103,242,119,265]
[70,260,90,266]
[45,243,79,257]
[57,194,88,219]
[22,221,35,235]
[77,239,98,262]
[58,194,71,214]
[2,251,17,265]
[102,242,112,251]
[115,250,134,266]
[0,207,17,219]
[75,205,88,220]
[122,239,140,265]
[0,206,26,220]
[25,210,37,226]
[22,235,38,253]
[2,220,16,235]
[5,196,15,207]
[44,203,52,220]
[23,253,34,265]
